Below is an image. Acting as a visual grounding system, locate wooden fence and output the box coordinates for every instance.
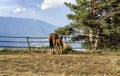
[0,36,83,52]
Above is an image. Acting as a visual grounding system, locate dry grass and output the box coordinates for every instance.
[0,51,119,76]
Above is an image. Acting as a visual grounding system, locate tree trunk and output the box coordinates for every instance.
[89,28,94,49]
[64,35,67,43]
[94,29,100,50]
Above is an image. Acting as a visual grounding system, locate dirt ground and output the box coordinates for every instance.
[0,51,120,76]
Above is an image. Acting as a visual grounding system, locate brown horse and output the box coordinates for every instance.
[48,33,59,54]
[56,36,63,54]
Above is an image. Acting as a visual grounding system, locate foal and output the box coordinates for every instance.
[56,36,63,54]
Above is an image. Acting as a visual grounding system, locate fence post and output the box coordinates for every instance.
[26,37,31,52]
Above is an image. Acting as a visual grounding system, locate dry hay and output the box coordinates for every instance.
[0,52,119,76]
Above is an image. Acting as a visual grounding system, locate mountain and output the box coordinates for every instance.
[0,17,58,47]
[0,17,58,37]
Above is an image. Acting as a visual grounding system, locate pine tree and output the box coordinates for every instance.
[65,0,100,50]
[98,0,120,50]
[55,0,120,51]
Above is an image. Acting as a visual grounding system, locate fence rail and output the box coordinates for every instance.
[0,36,83,51]
[0,36,47,39]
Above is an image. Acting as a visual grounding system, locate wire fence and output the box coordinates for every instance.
[0,36,83,52]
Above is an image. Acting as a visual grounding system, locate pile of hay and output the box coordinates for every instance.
[62,43,76,54]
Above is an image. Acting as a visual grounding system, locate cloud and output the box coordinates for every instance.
[41,0,75,10]
[14,8,26,13]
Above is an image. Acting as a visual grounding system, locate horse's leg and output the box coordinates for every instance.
[58,45,60,54]
[55,46,58,54]
[53,40,57,54]
[51,47,53,54]
[53,45,56,54]
[50,45,54,54]
[54,44,60,55]
[60,45,63,54]
[55,45,60,54]
[50,45,53,54]
[59,46,61,54]
[56,45,60,54]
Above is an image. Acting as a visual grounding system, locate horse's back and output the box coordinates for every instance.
[56,38,63,45]
[48,33,58,46]
[48,33,58,39]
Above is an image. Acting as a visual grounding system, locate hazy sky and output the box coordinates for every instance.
[0,0,75,26]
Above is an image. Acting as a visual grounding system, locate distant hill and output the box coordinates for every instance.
[0,17,58,47]
[0,17,58,37]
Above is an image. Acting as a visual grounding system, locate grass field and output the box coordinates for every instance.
[0,51,120,76]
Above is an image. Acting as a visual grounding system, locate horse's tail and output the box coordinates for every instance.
[49,36,53,48]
